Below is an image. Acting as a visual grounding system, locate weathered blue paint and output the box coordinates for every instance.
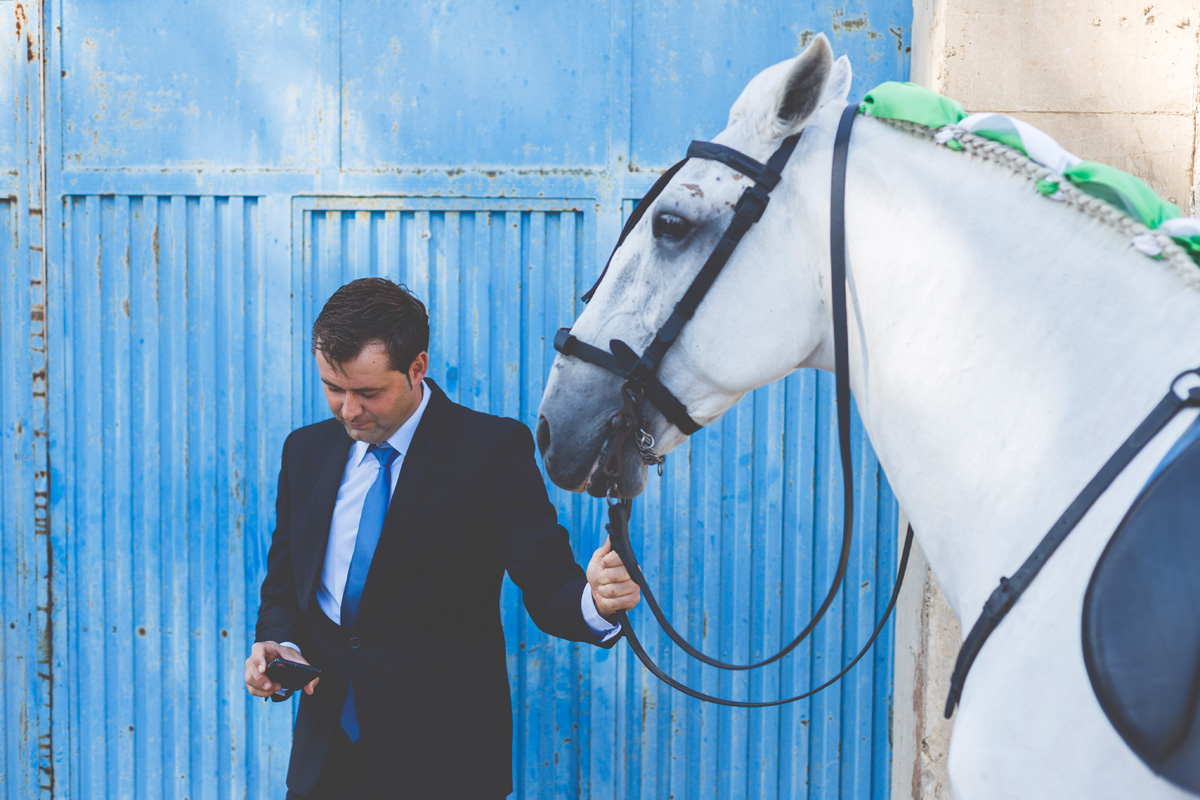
[55,194,296,800]
[2,1,913,797]
[3,2,53,798]
[0,190,41,800]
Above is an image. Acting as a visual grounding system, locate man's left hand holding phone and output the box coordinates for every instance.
[244,641,321,702]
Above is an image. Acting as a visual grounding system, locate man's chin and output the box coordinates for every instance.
[340,421,381,442]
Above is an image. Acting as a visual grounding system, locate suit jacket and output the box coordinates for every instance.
[256,379,615,797]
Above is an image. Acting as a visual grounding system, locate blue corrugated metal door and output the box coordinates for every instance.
[4,1,912,797]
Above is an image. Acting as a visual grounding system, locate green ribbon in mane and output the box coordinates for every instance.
[859,81,1200,265]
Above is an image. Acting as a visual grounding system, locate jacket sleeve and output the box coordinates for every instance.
[255,433,307,649]
[492,421,620,648]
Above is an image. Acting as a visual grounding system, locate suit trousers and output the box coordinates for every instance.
[284,729,509,799]
[285,729,368,799]
[286,611,512,799]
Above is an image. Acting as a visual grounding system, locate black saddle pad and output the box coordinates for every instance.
[1083,416,1200,795]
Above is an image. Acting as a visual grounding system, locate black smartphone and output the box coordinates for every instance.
[265,656,321,690]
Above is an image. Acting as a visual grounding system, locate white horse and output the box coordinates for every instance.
[536,34,1200,800]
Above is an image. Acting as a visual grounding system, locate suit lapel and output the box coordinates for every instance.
[298,428,353,617]
[353,380,454,628]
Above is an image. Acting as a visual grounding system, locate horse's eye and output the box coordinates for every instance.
[652,212,692,241]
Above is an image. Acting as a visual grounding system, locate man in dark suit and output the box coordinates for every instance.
[243,278,639,798]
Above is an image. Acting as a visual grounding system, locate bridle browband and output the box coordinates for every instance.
[554,104,915,707]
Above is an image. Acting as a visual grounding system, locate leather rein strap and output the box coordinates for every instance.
[571,103,914,706]
[945,370,1200,716]
[608,501,915,707]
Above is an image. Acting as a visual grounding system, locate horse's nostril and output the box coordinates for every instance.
[535,415,552,457]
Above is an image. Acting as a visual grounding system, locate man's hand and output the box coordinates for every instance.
[244,641,319,698]
[587,536,641,620]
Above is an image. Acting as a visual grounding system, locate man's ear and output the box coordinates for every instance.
[774,33,834,134]
[409,351,429,385]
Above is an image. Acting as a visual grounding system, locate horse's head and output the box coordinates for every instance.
[537,34,852,497]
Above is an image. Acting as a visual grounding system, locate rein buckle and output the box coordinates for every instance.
[1169,368,1200,403]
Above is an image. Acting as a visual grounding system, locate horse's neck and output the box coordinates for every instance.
[840,120,1200,621]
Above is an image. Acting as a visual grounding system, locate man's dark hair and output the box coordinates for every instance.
[311,278,430,374]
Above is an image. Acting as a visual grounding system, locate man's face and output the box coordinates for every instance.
[316,340,429,444]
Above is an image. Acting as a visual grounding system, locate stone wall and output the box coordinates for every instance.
[894,3,1199,797]
[913,0,1198,210]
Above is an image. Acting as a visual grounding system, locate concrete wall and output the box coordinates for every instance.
[895,3,1200,797]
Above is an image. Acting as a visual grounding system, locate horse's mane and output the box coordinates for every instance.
[873,116,1200,292]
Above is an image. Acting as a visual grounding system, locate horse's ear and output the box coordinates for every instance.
[826,55,853,104]
[775,34,834,133]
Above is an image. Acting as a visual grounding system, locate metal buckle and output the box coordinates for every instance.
[1170,367,1200,403]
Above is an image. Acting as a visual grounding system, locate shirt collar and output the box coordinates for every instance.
[349,379,432,467]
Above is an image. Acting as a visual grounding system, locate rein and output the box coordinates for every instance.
[558,104,913,706]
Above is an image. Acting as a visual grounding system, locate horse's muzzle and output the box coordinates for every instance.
[535,412,648,497]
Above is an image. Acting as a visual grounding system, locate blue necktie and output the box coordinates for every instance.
[340,443,398,742]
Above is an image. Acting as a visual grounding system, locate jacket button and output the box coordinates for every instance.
[349,637,361,650]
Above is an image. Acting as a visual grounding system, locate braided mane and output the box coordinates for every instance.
[874,116,1200,290]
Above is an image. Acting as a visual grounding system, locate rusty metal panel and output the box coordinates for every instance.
[3,1,54,797]
[55,195,297,799]
[0,192,41,800]
[0,8,17,197]
[630,3,913,168]
[339,3,615,169]
[58,2,325,171]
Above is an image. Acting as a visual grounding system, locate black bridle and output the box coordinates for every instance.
[554,134,804,439]
[554,104,914,707]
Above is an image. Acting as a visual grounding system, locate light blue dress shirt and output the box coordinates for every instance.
[282,380,618,657]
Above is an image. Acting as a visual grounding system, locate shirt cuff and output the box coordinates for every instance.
[279,641,301,655]
[581,584,622,643]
